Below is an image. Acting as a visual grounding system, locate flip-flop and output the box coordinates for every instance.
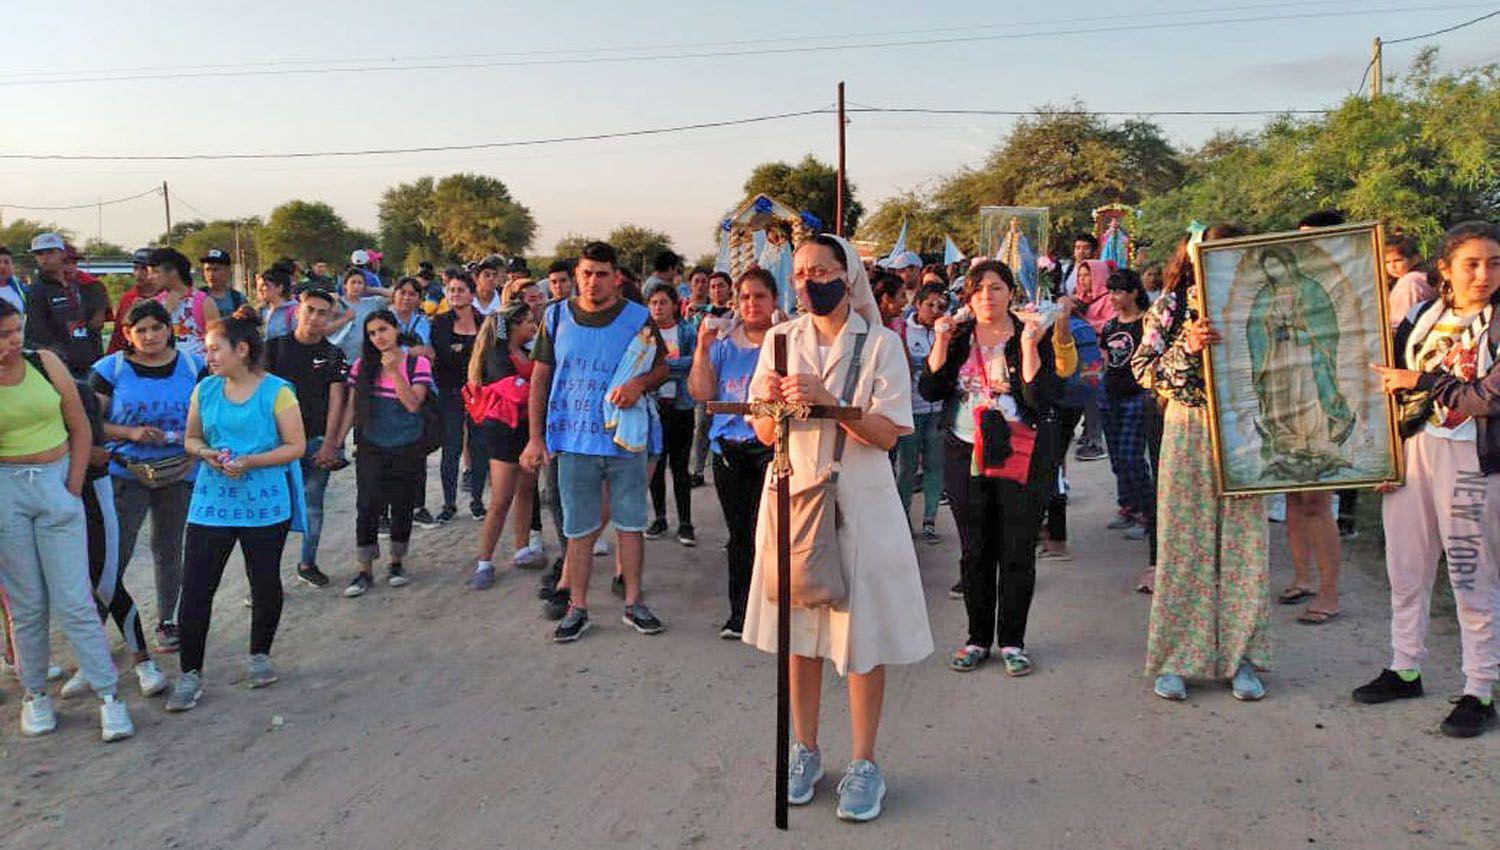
[1278,586,1316,605]
[1296,608,1341,625]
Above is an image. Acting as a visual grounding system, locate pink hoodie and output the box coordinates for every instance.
[1076,259,1116,332]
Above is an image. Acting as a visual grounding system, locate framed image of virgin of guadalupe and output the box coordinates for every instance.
[1194,223,1403,495]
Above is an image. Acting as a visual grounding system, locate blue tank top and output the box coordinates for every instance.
[545,299,650,457]
[188,373,306,529]
[95,351,201,479]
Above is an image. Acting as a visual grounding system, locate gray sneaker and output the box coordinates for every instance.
[836,759,887,822]
[246,654,279,689]
[165,671,203,713]
[787,742,823,806]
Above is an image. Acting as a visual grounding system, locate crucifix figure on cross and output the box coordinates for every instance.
[706,332,861,830]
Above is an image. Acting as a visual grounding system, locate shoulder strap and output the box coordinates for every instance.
[546,301,563,343]
[21,349,45,376]
[829,331,868,478]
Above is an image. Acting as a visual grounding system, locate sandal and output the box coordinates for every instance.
[1277,586,1316,605]
[1296,608,1341,625]
[949,645,990,672]
[1000,648,1034,677]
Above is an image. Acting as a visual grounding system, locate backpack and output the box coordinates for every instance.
[405,356,444,455]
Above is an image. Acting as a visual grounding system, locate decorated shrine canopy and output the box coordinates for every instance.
[716,193,819,315]
[1093,202,1139,269]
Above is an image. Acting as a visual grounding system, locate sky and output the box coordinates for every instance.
[3,1,1496,262]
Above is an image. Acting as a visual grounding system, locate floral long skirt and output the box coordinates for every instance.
[1145,401,1271,678]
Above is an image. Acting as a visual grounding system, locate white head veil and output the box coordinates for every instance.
[816,233,881,328]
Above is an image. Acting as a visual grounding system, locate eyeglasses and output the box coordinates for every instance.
[793,265,842,281]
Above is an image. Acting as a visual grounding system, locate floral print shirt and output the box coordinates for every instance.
[1131,287,1208,408]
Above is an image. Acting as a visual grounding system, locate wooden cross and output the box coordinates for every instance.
[706,333,861,830]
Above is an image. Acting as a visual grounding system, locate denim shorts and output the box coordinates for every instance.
[555,451,649,538]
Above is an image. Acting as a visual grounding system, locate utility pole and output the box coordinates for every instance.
[835,81,846,237]
[161,180,173,245]
[1370,38,1383,98]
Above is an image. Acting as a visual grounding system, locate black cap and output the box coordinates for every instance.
[200,248,231,266]
[475,254,506,272]
[507,256,530,274]
[132,248,154,266]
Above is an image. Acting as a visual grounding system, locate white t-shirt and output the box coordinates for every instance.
[474,292,504,316]
[950,338,1019,444]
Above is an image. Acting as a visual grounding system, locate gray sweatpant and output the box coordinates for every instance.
[112,475,190,626]
[0,456,119,695]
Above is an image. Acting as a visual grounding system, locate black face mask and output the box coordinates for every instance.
[804,277,847,316]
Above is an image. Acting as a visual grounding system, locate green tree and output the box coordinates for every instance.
[0,217,69,276]
[425,173,536,260]
[855,190,955,255]
[930,105,1184,252]
[256,201,362,266]
[157,219,208,246]
[377,177,446,272]
[692,252,718,271]
[177,219,263,274]
[552,233,596,263]
[605,224,674,276]
[81,238,128,259]
[743,155,863,236]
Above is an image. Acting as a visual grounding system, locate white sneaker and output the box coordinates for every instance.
[20,692,57,736]
[99,695,134,742]
[135,660,169,697]
[46,665,64,682]
[512,544,545,568]
[60,669,91,699]
[592,537,612,557]
[528,530,545,552]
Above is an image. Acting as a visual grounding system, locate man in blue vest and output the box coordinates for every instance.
[523,241,669,643]
[0,246,25,314]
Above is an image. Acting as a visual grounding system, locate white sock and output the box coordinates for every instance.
[476,560,493,572]
[529,531,543,550]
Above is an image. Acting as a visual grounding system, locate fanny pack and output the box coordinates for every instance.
[120,453,195,488]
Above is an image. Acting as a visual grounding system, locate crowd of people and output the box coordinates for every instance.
[1,211,1497,823]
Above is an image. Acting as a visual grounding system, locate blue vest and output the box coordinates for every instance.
[188,374,306,530]
[95,351,202,479]
[545,299,649,457]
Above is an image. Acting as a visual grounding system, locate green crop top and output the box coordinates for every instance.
[0,354,68,457]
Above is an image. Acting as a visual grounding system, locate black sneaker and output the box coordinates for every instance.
[1337,517,1359,540]
[435,505,457,524]
[543,587,571,621]
[1352,669,1424,704]
[412,508,440,530]
[948,581,966,600]
[536,558,563,600]
[387,563,409,587]
[719,619,743,640]
[623,603,665,635]
[470,502,487,520]
[553,606,590,642]
[678,524,696,547]
[644,518,668,540]
[1074,442,1107,462]
[344,572,373,598]
[154,622,180,653]
[377,517,392,539]
[297,564,331,588]
[1440,695,1498,738]
[611,573,626,599]
[688,473,707,489]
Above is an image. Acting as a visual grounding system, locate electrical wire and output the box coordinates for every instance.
[0,3,1478,87]
[0,186,161,211]
[1356,7,1499,93]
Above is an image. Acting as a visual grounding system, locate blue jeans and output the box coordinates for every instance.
[439,387,487,509]
[299,436,335,567]
[897,410,945,524]
[556,451,649,538]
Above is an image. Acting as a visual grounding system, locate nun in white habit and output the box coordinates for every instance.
[744,233,933,823]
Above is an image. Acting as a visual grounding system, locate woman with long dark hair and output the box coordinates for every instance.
[1131,225,1271,703]
[256,268,297,341]
[1358,221,1500,738]
[920,260,1059,676]
[339,309,434,597]
[428,272,487,523]
[1098,268,1156,541]
[687,268,777,637]
[167,307,306,712]
[464,301,539,589]
[644,283,698,545]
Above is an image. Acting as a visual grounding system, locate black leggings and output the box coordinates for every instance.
[83,476,147,655]
[945,436,1042,650]
[712,443,772,625]
[178,521,290,674]
[356,444,423,562]
[1043,406,1085,542]
[650,401,695,526]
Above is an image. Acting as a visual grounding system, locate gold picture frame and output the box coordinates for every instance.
[1194,222,1404,496]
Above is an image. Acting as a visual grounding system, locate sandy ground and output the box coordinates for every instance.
[1,452,1496,850]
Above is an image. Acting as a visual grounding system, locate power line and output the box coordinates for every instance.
[1357,7,1500,93]
[0,186,161,211]
[0,3,1477,87]
[0,0,1372,83]
[0,102,1344,163]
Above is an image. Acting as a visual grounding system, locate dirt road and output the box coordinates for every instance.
[2,455,1494,849]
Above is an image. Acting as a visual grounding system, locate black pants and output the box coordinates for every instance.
[945,436,1042,650]
[712,442,772,626]
[1144,401,1164,566]
[83,476,147,654]
[179,521,290,674]
[1043,405,1085,542]
[356,444,423,561]
[650,402,695,526]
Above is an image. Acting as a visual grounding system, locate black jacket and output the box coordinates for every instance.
[1394,297,1500,475]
